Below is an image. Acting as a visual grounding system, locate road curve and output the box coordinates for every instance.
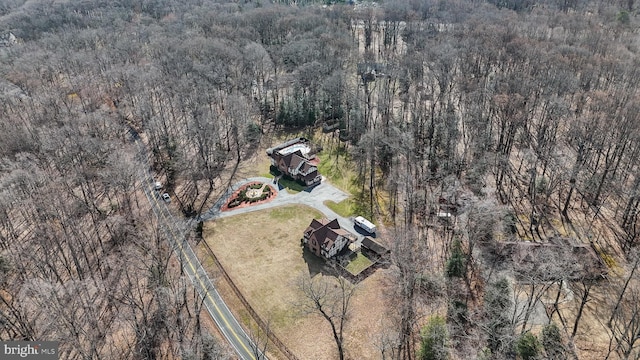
[132,132,264,360]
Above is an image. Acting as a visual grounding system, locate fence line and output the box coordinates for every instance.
[201,240,301,360]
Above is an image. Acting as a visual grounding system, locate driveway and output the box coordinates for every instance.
[200,177,373,241]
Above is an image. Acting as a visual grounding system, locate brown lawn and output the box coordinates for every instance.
[200,205,389,360]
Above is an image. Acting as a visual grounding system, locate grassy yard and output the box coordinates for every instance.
[202,205,323,327]
[317,144,358,194]
[344,252,374,275]
[317,141,382,220]
[200,204,388,359]
[324,198,356,218]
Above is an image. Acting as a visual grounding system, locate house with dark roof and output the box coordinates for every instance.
[303,218,355,259]
[267,138,321,186]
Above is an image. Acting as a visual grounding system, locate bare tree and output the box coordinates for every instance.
[570,280,594,339]
[373,318,401,360]
[605,253,640,359]
[385,225,433,360]
[606,284,640,360]
[296,274,357,360]
[245,318,271,360]
[482,277,516,359]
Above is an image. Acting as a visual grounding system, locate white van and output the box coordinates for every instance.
[354,216,376,234]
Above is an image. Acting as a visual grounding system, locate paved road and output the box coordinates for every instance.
[200,177,375,242]
[132,133,264,360]
[133,129,370,360]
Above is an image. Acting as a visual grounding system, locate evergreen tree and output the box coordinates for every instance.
[446,239,465,278]
[516,332,541,360]
[541,324,566,360]
[418,316,449,360]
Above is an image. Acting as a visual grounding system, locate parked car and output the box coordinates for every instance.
[154,181,163,190]
[161,193,170,202]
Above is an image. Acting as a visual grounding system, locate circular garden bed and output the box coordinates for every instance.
[224,182,275,211]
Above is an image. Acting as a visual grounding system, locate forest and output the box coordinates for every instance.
[1,0,640,359]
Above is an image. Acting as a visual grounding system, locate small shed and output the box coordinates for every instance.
[361,237,390,257]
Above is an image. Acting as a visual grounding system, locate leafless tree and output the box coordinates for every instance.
[372,318,401,360]
[570,280,595,339]
[605,253,640,359]
[296,273,357,360]
[385,225,434,360]
[245,318,271,360]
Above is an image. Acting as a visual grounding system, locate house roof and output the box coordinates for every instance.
[305,218,352,251]
[300,161,314,174]
[362,237,389,255]
[267,138,321,185]
[301,169,319,182]
[281,150,306,170]
[304,218,332,237]
[266,137,307,155]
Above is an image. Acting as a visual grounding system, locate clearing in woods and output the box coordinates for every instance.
[200,204,389,359]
